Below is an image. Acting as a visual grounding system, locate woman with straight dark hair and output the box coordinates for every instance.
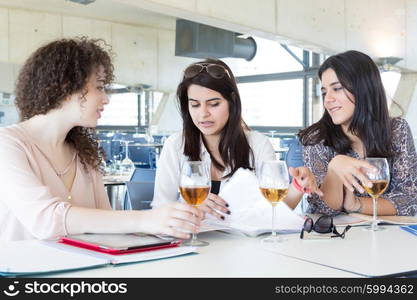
[299,50,417,216]
[152,58,322,219]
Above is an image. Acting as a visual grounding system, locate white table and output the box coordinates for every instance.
[264,225,417,277]
[44,231,358,278]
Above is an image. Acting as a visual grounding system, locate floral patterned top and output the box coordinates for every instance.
[303,118,417,216]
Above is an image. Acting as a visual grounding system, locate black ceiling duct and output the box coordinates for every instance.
[175,19,257,61]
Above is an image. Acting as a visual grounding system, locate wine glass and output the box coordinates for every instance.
[120,140,135,178]
[179,161,211,247]
[258,160,289,243]
[361,157,390,231]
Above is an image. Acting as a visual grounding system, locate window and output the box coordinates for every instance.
[381,71,401,102]
[223,37,303,76]
[98,92,138,126]
[223,40,317,132]
[238,79,304,127]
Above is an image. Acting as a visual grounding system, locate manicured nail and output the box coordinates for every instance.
[301,177,304,180]
[227,210,231,215]
[225,203,229,207]
[220,216,225,220]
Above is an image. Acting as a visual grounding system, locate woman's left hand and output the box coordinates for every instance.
[198,193,230,220]
[289,166,324,196]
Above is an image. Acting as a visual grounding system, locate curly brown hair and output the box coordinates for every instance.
[15,37,114,171]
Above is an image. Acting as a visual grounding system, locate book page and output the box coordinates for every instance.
[349,214,417,225]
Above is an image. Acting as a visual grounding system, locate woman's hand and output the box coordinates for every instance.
[198,193,230,220]
[289,166,323,196]
[142,203,204,239]
[328,155,375,193]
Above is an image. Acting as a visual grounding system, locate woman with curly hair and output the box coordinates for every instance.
[0,37,202,241]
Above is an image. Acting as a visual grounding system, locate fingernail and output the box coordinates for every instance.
[227,210,231,215]
[225,203,229,207]
[220,216,225,220]
[303,187,307,192]
[301,177,304,180]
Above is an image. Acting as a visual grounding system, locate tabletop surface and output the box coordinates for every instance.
[43,231,360,278]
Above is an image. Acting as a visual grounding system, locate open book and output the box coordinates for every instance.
[331,213,417,227]
[201,168,305,237]
[0,239,196,277]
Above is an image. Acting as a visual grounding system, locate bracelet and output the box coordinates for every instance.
[292,177,311,194]
[346,196,363,213]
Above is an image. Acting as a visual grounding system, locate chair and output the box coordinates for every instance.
[99,140,112,163]
[285,139,304,168]
[284,139,310,215]
[123,181,155,210]
[128,145,157,169]
[129,168,156,182]
[123,168,157,210]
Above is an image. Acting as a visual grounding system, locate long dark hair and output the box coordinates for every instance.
[177,58,253,178]
[15,37,114,170]
[298,50,393,157]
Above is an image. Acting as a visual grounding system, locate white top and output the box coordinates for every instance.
[152,130,275,207]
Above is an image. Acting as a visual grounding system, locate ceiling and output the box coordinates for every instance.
[0,0,176,30]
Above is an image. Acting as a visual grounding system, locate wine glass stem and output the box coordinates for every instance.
[271,204,277,238]
[191,232,197,245]
[372,197,378,230]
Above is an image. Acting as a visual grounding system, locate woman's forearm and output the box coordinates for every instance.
[320,168,344,210]
[65,207,149,235]
[356,196,397,216]
[284,185,303,209]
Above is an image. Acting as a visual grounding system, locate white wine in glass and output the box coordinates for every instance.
[361,157,390,231]
[179,161,210,247]
[258,160,289,243]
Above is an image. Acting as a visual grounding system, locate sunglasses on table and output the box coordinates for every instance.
[183,63,231,79]
[300,215,351,239]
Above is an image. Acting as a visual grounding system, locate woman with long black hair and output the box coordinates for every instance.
[153,58,322,219]
[299,50,417,216]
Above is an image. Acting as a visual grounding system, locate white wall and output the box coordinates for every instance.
[0,6,194,93]
[118,0,416,70]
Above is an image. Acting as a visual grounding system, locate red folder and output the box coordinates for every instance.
[60,236,181,255]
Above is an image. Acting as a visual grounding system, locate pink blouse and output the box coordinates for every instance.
[0,124,111,241]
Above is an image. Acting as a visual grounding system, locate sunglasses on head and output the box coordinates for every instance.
[300,215,351,239]
[183,63,231,80]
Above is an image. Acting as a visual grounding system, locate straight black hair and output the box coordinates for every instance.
[177,58,254,178]
[298,50,393,158]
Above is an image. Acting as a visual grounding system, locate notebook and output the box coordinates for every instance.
[0,238,196,277]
